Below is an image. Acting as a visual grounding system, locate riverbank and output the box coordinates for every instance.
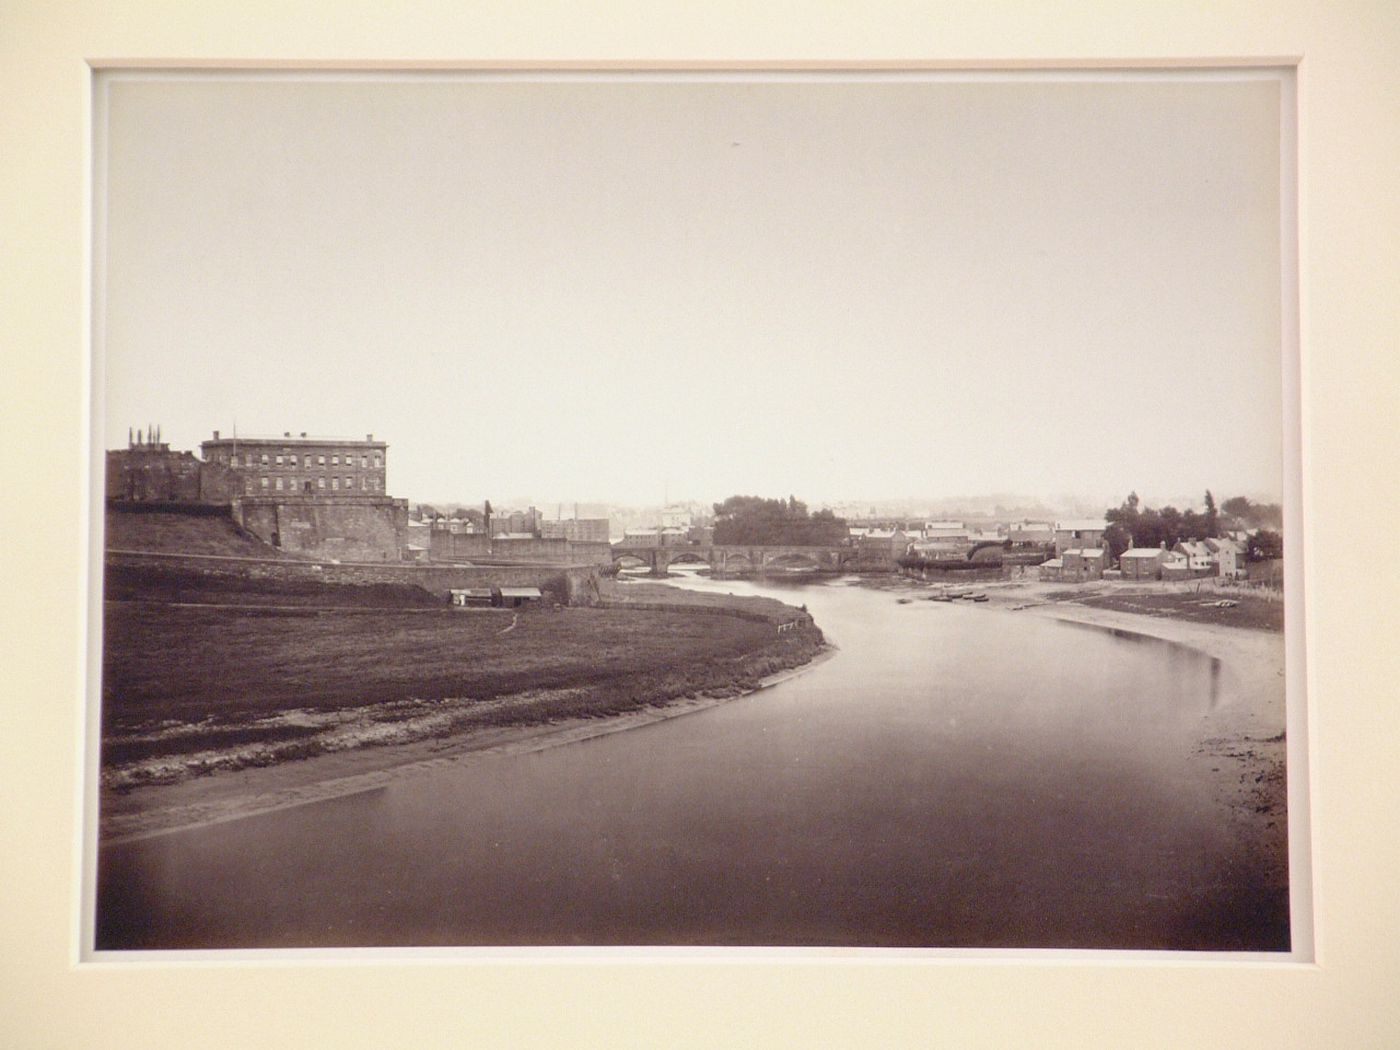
[99,588,826,843]
[854,571,1291,927]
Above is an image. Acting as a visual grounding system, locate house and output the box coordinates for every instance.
[1009,521,1054,545]
[1039,548,1106,582]
[1054,519,1107,556]
[1205,536,1247,578]
[449,588,495,607]
[909,538,966,560]
[922,521,970,541]
[1061,548,1107,581]
[1173,540,1216,574]
[1120,547,1167,581]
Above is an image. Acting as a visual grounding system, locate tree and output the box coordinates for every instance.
[1104,522,1133,561]
[1221,495,1252,519]
[1247,529,1283,561]
[1204,490,1219,537]
[712,495,848,546]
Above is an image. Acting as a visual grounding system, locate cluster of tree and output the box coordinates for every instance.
[1220,496,1283,530]
[1103,491,1220,560]
[1103,491,1282,562]
[711,495,848,546]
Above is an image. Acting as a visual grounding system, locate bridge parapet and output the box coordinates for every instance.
[610,543,858,576]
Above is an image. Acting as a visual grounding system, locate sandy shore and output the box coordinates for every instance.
[100,646,838,845]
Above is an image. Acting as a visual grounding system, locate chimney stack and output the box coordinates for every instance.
[366,433,373,442]
[300,432,307,438]
[213,429,220,440]
[284,431,291,438]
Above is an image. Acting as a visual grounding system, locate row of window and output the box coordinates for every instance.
[226,451,383,469]
[246,475,382,493]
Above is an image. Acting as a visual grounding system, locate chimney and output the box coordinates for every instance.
[300,432,307,438]
[366,433,373,442]
[284,431,291,438]
[213,430,220,440]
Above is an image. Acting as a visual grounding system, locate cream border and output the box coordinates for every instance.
[3,3,1397,1048]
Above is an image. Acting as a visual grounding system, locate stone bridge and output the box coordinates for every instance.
[611,542,857,576]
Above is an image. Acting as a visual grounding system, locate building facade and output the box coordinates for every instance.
[1120,547,1167,580]
[1054,519,1108,556]
[540,518,612,543]
[199,431,388,498]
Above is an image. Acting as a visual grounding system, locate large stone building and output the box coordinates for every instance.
[106,426,238,503]
[199,431,388,498]
[540,517,612,543]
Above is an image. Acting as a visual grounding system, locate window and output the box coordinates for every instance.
[275,477,283,491]
[332,455,339,465]
[373,454,382,467]
[245,478,255,494]
[290,454,298,467]
[260,476,269,489]
[317,477,325,489]
[361,477,367,490]
[332,478,339,490]
[361,455,368,468]
[261,453,269,465]
[276,455,283,465]
[317,455,325,465]
[345,477,353,489]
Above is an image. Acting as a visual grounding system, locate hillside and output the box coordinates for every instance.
[104,505,286,558]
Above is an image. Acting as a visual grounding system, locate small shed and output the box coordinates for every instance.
[497,586,543,608]
[450,587,494,607]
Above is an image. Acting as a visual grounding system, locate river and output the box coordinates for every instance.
[96,572,1287,951]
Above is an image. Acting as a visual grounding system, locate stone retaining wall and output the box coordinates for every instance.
[105,549,602,605]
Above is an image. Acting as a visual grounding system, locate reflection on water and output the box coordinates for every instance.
[97,574,1285,951]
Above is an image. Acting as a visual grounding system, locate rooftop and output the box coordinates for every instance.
[1056,519,1107,532]
[202,431,385,446]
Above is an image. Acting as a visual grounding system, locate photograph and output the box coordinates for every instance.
[88,67,1303,955]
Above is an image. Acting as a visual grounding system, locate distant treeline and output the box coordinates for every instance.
[712,496,849,546]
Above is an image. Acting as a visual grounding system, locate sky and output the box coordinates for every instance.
[99,71,1287,511]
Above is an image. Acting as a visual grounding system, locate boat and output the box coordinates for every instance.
[968,593,989,602]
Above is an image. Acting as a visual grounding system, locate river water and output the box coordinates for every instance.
[96,573,1286,951]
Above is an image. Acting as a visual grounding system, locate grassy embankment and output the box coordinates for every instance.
[102,572,822,790]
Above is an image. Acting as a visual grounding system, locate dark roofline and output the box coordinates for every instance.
[201,436,387,448]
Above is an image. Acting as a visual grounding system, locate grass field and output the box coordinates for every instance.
[101,599,823,783]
